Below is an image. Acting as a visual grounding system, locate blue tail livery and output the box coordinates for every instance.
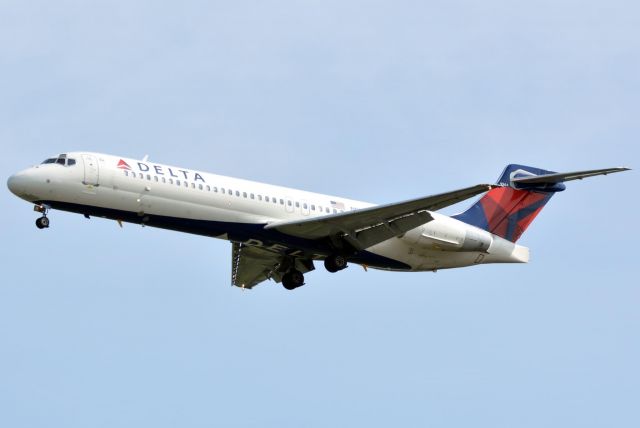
[453,164,626,242]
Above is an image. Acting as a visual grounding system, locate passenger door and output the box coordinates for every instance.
[82,154,99,186]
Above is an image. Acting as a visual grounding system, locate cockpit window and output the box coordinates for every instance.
[41,156,77,166]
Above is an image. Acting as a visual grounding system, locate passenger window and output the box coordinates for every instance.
[228,189,233,195]
[287,200,292,206]
[303,203,308,209]
[280,199,284,205]
[162,177,166,183]
[139,173,144,179]
[154,176,158,182]
[265,196,269,202]
[243,192,247,198]
[205,185,210,191]
[311,204,315,210]
[250,193,254,199]
[326,207,330,213]
[124,170,129,176]
[169,179,174,184]
[213,187,218,192]
[176,180,181,186]
[258,195,262,201]
[235,190,240,196]
[274,198,277,204]
[184,181,188,187]
[146,174,151,180]
[295,202,300,208]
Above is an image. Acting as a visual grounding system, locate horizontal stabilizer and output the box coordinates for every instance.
[512,167,630,186]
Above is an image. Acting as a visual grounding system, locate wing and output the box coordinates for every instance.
[265,184,495,250]
[231,242,314,289]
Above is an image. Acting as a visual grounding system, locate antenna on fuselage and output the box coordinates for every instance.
[142,154,149,162]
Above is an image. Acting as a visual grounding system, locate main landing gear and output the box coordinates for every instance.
[280,255,347,290]
[280,255,349,290]
[34,204,50,229]
[324,254,348,273]
[282,269,305,290]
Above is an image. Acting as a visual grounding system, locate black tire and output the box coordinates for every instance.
[35,217,49,229]
[282,270,304,290]
[333,255,347,270]
[282,273,294,290]
[289,270,304,287]
[324,255,347,273]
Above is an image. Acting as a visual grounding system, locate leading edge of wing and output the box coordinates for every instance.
[264,184,495,245]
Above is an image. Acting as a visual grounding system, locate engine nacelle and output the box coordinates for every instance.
[404,216,492,253]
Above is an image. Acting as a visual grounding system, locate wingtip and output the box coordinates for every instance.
[604,167,631,175]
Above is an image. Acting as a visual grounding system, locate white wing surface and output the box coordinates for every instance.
[265,184,495,250]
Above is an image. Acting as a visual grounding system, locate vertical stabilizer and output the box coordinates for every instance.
[453,164,564,242]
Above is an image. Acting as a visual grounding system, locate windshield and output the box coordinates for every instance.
[41,154,77,166]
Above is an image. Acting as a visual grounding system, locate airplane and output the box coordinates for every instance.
[6,152,629,290]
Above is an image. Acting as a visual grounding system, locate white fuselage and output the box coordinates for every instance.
[7,152,529,271]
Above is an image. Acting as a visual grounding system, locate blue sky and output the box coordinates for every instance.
[1,1,638,427]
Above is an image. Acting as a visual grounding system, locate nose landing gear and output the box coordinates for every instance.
[35,216,50,229]
[33,204,50,229]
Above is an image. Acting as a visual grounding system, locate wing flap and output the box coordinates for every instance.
[344,211,432,249]
[231,242,276,289]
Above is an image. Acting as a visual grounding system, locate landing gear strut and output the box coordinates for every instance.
[282,270,305,290]
[324,254,348,273]
[34,205,50,229]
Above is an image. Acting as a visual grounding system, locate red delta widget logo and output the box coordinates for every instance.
[117,159,132,170]
[117,159,205,182]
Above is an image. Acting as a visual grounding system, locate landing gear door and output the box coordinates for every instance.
[82,154,99,186]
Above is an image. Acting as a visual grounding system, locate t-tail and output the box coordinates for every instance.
[453,164,630,243]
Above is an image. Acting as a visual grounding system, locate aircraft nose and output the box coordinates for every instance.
[7,169,45,202]
[7,170,34,198]
[7,172,23,196]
